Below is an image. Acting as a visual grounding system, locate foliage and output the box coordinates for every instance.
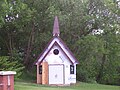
[0,0,35,69]
[0,0,120,85]
[76,35,104,83]
[0,55,24,78]
[0,0,34,27]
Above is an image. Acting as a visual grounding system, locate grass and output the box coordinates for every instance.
[14,81,120,90]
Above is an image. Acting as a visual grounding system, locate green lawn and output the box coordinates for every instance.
[15,82,120,90]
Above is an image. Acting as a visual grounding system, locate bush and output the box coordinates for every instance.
[0,56,24,79]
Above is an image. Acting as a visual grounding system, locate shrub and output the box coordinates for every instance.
[0,56,24,79]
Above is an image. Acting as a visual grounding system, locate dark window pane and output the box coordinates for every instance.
[53,49,59,55]
[70,65,74,74]
[39,65,42,74]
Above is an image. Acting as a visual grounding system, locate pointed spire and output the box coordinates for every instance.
[53,16,60,36]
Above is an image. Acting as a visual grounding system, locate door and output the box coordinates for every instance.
[49,65,64,84]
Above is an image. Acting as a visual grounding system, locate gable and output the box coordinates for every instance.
[35,36,79,65]
[44,43,73,64]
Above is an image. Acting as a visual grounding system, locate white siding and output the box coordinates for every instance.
[69,65,76,83]
[44,45,77,85]
[64,65,76,84]
[37,37,77,85]
[64,64,70,84]
[44,45,71,65]
[37,37,78,64]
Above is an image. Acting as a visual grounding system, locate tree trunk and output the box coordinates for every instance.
[24,22,35,69]
[96,54,106,83]
[8,33,14,57]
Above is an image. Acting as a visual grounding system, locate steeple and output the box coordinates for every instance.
[53,16,60,36]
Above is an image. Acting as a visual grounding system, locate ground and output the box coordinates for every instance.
[15,81,120,90]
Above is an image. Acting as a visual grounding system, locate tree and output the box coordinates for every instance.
[0,0,33,53]
[0,0,119,85]
[0,0,34,67]
[75,0,120,85]
[0,55,24,78]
